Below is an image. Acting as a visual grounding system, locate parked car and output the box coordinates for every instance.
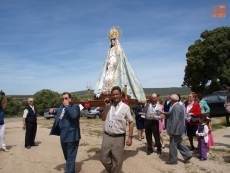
[43,108,58,119]
[83,107,101,119]
[202,91,228,116]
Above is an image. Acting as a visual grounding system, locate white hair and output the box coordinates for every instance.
[27,97,34,102]
[170,94,179,101]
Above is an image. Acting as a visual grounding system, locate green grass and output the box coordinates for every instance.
[210,148,230,153]
[212,120,226,131]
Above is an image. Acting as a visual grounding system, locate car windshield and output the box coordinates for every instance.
[218,95,227,101]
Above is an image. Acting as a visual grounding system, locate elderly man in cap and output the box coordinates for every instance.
[165,94,192,165]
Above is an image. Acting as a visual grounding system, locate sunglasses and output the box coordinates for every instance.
[29,101,34,103]
[62,97,69,100]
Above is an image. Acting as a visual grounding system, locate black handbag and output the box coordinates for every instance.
[190,116,199,122]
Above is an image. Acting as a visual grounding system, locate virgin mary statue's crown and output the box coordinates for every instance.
[108,26,122,40]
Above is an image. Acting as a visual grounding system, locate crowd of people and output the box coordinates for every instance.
[1,88,230,172]
[133,91,217,164]
[0,26,229,173]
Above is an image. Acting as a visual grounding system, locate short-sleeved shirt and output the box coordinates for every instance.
[145,103,162,120]
[104,101,133,134]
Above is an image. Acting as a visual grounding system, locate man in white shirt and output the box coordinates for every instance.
[100,86,134,173]
[143,93,164,155]
[22,98,38,149]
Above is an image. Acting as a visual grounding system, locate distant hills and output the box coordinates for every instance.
[74,87,191,99]
[9,87,191,99]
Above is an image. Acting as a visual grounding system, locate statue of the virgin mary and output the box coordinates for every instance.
[94,26,146,103]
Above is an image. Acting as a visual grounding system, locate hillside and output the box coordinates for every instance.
[8,87,191,100]
[74,87,191,99]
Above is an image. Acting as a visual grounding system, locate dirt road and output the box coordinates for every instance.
[0,117,230,173]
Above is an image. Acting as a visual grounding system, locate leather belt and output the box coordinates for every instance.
[104,131,125,137]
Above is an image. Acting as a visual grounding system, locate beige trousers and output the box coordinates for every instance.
[100,133,125,173]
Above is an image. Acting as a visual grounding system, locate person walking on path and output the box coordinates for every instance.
[165,94,192,165]
[50,92,81,173]
[100,86,134,173]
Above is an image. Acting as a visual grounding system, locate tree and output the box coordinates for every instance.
[33,90,83,115]
[182,26,230,94]
[71,93,83,102]
[34,89,61,115]
[4,97,25,116]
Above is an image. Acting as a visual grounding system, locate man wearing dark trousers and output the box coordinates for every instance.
[22,98,38,149]
[164,95,171,129]
[144,93,164,155]
[50,92,81,173]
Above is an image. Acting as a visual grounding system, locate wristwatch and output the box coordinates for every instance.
[128,136,134,139]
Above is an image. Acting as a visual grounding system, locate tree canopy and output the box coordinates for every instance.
[182,26,230,94]
[33,90,82,115]
[34,89,61,115]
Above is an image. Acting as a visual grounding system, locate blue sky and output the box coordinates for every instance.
[0,0,229,95]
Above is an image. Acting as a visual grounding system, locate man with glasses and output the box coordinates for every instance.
[50,92,81,173]
[22,98,38,149]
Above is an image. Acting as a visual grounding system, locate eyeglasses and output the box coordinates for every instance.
[62,97,69,100]
[29,101,34,103]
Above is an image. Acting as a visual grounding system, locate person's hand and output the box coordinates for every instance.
[126,137,132,146]
[167,133,173,137]
[23,124,26,130]
[104,98,111,106]
[159,110,164,114]
[49,108,55,114]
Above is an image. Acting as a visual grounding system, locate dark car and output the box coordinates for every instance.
[202,91,228,115]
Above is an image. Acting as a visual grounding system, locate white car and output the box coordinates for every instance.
[43,108,58,119]
[83,107,101,119]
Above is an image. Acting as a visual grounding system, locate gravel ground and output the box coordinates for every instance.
[0,116,229,173]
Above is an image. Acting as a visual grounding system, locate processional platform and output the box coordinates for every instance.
[70,93,138,109]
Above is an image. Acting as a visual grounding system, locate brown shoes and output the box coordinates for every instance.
[165,161,178,165]
[184,156,192,164]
